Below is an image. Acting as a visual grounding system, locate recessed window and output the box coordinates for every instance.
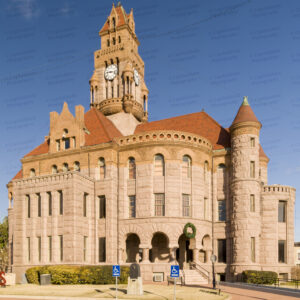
[48,236,52,262]
[64,138,70,150]
[107,39,110,47]
[99,196,106,219]
[27,195,31,218]
[154,154,165,176]
[37,193,41,217]
[155,193,165,216]
[218,200,226,221]
[278,201,286,222]
[37,236,41,262]
[250,137,255,147]
[217,239,226,263]
[99,237,106,262]
[118,36,121,43]
[59,235,63,262]
[47,192,52,216]
[58,190,63,215]
[204,161,209,181]
[99,158,106,179]
[128,157,136,179]
[56,140,61,151]
[182,194,190,217]
[251,237,255,262]
[182,155,191,178]
[250,161,255,178]
[129,195,136,218]
[204,197,208,220]
[27,237,30,262]
[250,194,255,212]
[278,240,286,263]
[112,37,116,45]
[72,137,76,148]
[83,236,87,262]
[83,193,88,217]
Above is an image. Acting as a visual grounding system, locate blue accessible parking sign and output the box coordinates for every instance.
[112,265,120,277]
[170,265,179,278]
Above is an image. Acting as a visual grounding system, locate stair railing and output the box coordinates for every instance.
[189,262,210,281]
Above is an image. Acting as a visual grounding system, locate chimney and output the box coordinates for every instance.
[50,111,59,133]
[75,105,85,124]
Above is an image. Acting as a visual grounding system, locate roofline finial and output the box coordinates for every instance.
[243,96,249,106]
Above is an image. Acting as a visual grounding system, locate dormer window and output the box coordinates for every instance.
[52,165,58,174]
[56,140,61,151]
[30,168,36,178]
[63,163,69,172]
[64,138,70,150]
[74,161,80,172]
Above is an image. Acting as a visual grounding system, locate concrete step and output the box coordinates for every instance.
[183,269,208,285]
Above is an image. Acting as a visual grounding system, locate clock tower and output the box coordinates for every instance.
[89,2,149,135]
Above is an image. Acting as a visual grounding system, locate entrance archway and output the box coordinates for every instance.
[149,232,169,263]
[176,234,194,269]
[126,233,141,263]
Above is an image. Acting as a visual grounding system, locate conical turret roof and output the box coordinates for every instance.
[231,97,260,127]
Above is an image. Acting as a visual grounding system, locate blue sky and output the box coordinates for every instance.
[0,0,299,240]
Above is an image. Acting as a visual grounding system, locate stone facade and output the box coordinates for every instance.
[7,3,296,283]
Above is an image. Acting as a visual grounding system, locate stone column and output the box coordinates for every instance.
[90,88,93,104]
[206,250,212,263]
[140,247,150,263]
[193,248,199,263]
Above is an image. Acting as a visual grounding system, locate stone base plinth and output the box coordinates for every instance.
[127,277,143,295]
[4,273,15,286]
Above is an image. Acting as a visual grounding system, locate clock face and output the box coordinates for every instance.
[104,64,118,81]
[133,69,139,86]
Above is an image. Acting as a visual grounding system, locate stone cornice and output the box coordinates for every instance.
[114,130,213,153]
[230,121,261,137]
[13,171,95,186]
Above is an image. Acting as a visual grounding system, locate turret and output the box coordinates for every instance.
[229,97,262,278]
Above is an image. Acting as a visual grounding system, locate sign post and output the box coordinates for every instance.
[170,265,179,300]
[112,265,120,300]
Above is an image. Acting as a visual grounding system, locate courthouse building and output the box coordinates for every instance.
[7,3,296,283]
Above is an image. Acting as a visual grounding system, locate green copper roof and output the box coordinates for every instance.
[242,96,249,106]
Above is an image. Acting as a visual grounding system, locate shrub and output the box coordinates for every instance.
[25,267,40,284]
[242,270,277,285]
[26,265,130,285]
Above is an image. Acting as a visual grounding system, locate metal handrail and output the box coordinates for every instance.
[189,262,210,279]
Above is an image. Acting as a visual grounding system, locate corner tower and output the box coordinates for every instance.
[230,97,262,277]
[89,2,149,136]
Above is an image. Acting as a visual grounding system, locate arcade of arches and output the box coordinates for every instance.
[124,232,212,269]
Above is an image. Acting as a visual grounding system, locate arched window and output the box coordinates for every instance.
[107,39,110,47]
[128,157,136,179]
[52,165,58,174]
[218,164,226,169]
[62,163,69,172]
[30,168,36,178]
[112,17,116,29]
[74,161,80,172]
[204,161,209,181]
[118,36,121,43]
[182,155,192,178]
[154,154,165,176]
[112,37,116,45]
[99,158,106,179]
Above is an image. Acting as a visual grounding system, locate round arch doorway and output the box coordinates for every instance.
[176,234,194,269]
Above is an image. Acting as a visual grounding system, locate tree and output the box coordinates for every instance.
[0,217,8,271]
